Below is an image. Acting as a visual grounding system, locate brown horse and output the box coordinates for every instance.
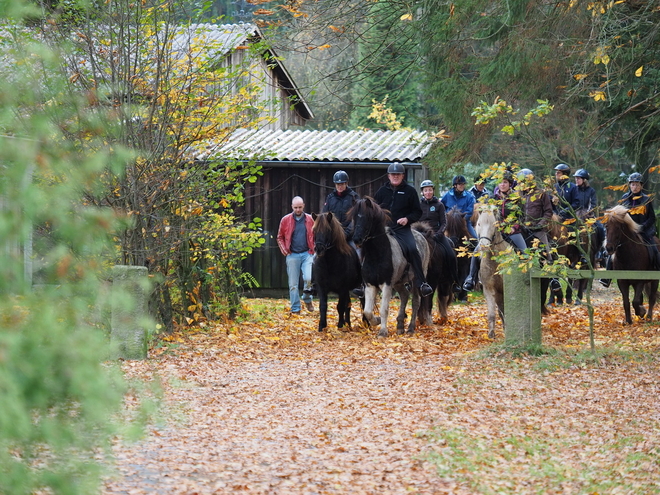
[415,222,454,325]
[445,206,474,300]
[312,212,362,332]
[548,211,599,305]
[604,205,658,324]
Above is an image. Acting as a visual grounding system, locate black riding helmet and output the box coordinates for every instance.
[628,172,643,183]
[387,163,405,174]
[554,163,571,172]
[452,175,467,186]
[573,169,590,180]
[333,170,349,183]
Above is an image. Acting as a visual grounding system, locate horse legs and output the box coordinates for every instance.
[378,284,393,337]
[318,289,329,332]
[618,281,633,324]
[363,285,380,328]
[396,287,410,335]
[336,291,350,330]
[632,282,647,320]
[647,281,658,321]
[483,288,498,339]
[540,278,551,315]
[406,289,422,335]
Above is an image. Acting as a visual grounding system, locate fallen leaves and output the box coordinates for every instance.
[105,285,660,494]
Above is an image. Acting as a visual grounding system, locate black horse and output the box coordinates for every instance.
[604,205,658,324]
[350,197,430,337]
[445,206,474,301]
[415,222,456,325]
[312,212,362,332]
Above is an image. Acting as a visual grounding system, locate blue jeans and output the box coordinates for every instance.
[466,219,477,240]
[286,252,313,312]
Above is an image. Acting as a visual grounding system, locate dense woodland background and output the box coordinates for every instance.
[207,0,660,201]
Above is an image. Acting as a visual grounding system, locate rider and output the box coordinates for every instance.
[621,172,660,268]
[463,171,526,291]
[373,163,433,297]
[419,179,460,291]
[322,170,360,242]
[441,175,477,240]
[519,168,554,261]
[469,174,490,202]
[323,170,363,297]
[572,168,606,257]
[601,171,660,287]
[553,163,577,221]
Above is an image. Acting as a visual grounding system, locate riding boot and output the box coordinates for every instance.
[599,256,612,288]
[463,256,479,291]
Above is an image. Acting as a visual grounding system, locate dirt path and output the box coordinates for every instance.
[103,291,660,494]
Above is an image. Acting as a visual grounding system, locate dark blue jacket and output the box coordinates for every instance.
[554,179,577,219]
[322,187,359,239]
[573,184,597,213]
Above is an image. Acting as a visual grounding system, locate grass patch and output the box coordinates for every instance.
[420,427,660,494]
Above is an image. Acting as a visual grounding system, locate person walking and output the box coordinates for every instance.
[277,196,315,314]
[519,168,554,261]
[374,163,433,297]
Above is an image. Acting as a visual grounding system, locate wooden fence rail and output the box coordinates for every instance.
[503,269,660,345]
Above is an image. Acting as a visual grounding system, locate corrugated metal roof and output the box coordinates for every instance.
[171,23,257,60]
[199,128,433,162]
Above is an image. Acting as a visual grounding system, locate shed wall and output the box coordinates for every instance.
[241,163,424,291]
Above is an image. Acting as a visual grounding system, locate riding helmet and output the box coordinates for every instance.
[554,163,571,172]
[333,170,349,184]
[420,179,435,190]
[517,168,534,179]
[628,172,643,183]
[387,163,405,174]
[573,169,590,180]
[452,175,467,186]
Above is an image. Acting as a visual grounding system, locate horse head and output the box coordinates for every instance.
[604,205,640,255]
[349,197,387,248]
[475,204,498,248]
[313,212,350,257]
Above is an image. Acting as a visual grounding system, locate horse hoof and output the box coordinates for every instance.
[378,330,389,338]
[488,330,495,339]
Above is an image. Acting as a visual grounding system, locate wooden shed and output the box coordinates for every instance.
[204,128,434,294]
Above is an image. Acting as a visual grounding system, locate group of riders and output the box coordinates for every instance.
[322,161,660,300]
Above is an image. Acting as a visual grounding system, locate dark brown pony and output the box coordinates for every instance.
[604,205,658,324]
[445,206,474,300]
[312,212,362,332]
[549,211,599,305]
[414,222,454,325]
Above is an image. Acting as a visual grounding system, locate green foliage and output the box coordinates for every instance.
[0,4,147,492]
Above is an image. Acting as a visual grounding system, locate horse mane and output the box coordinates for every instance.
[412,221,434,241]
[606,205,641,234]
[314,212,353,256]
[445,206,470,239]
[348,196,391,227]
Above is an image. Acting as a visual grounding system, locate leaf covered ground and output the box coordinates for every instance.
[104,284,660,494]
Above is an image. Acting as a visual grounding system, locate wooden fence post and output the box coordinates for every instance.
[111,265,149,360]
[503,270,542,346]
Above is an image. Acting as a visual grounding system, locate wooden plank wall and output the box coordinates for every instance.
[241,164,423,291]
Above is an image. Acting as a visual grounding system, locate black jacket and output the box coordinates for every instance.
[374,180,422,229]
[322,187,359,239]
[621,190,657,238]
[420,196,447,234]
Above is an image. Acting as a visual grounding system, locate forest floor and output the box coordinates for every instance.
[103,283,660,494]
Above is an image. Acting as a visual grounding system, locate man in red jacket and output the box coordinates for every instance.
[277,196,315,314]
